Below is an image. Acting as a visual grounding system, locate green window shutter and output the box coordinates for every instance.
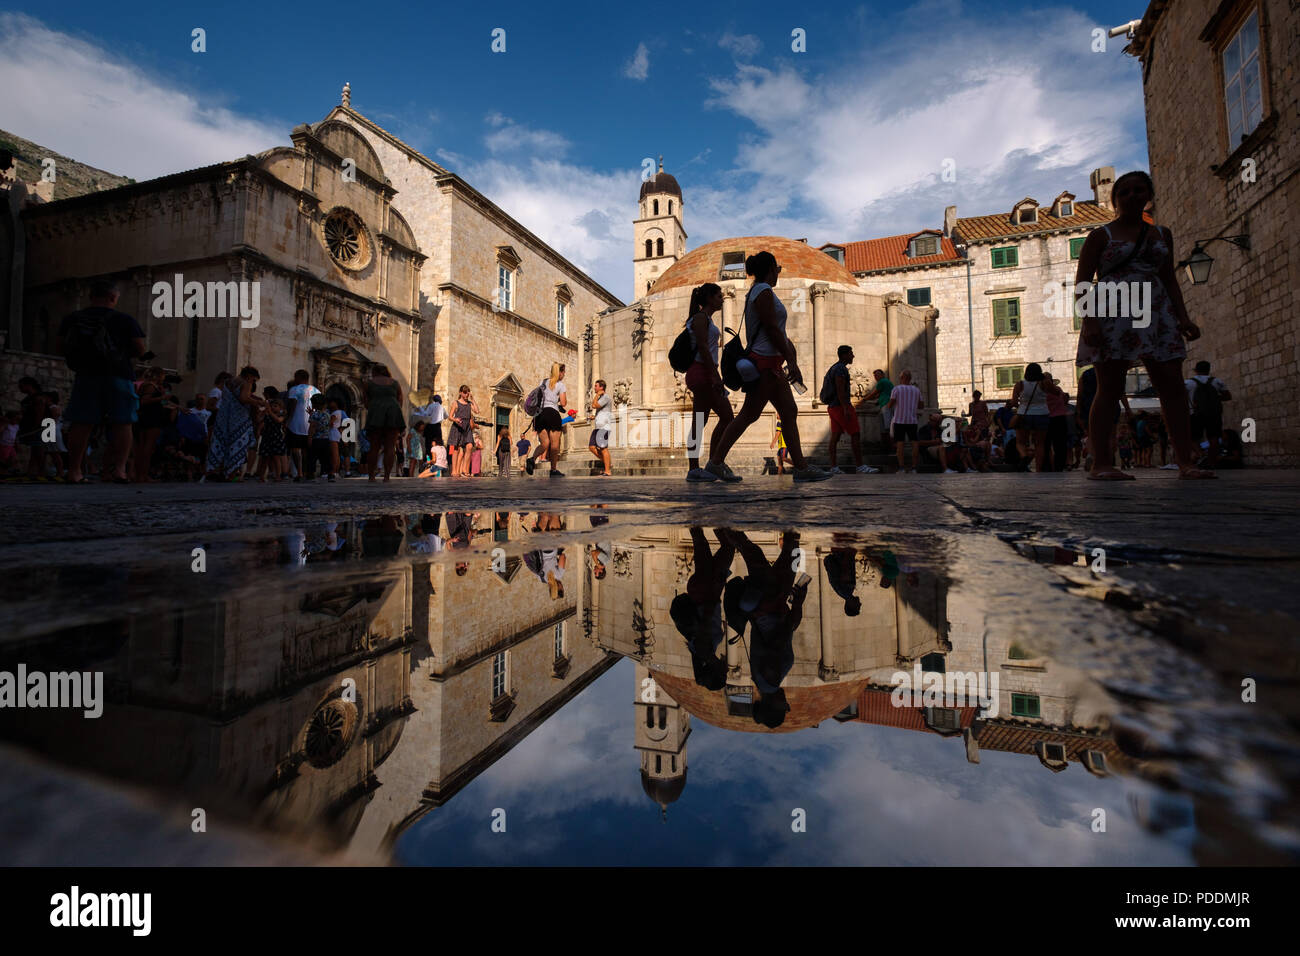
[1069,237,1086,259]
[993,298,1021,336]
[991,246,1018,269]
[907,287,931,307]
[1011,694,1041,717]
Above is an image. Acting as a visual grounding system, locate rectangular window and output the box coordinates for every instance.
[1125,369,1151,394]
[1011,693,1041,718]
[1059,201,1074,217]
[497,265,513,312]
[720,251,746,277]
[556,299,567,336]
[1222,10,1263,147]
[995,365,1024,389]
[992,297,1021,337]
[906,287,932,307]
[1017,207,1037,224]
[911,236,939,257]
[1069,237,1086,260]
[554,623,565,659]
[990,246,1018,269]
[492,651,507,700]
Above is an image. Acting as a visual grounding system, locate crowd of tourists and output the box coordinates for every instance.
[2,170,1240,485]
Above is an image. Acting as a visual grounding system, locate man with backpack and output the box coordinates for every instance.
[56,279,147,483]
[821,344,879,474]
[1185,360,1231,467]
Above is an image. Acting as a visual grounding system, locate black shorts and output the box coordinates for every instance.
[893,423,918,441]
[534,407,563,433]
[1190,413,1223,441]
[287,432,309,450]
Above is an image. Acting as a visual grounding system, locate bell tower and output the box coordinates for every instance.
[634,663,689,819]
[633,157,687,299]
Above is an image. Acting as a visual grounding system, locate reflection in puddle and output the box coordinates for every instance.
[0,511,1289,864]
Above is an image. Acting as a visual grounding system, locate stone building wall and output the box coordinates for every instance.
[858,230,1095,410]
[1132,0,1299,465]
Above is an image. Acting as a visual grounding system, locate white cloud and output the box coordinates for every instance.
[718,32,763,59]
[623,42,650,81]
[482,114,571,158]
[0,13,285,180]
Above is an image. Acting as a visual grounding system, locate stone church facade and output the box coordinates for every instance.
[325,92,622,447]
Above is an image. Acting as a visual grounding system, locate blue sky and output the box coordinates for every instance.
[0,1,1151,302]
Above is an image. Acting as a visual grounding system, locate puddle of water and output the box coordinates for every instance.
[0,509,1294,864]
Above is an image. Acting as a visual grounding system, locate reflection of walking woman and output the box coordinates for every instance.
[682,284,735,481]
[526,363,567,477]
[703,252,830,482]
[364,364,404,482]
[1074,169,1214,480]
[669,527,735,690]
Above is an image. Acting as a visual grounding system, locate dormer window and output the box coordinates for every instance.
[1058,200,1073,217]
[910,235,939,257]
[822,245,845,265]
[1017,206,1037,224]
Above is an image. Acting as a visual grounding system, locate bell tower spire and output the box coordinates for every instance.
[633,157,687,299]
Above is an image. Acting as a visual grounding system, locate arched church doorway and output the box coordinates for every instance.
[325,383,355,418]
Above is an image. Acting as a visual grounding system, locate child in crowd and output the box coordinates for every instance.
[327,398,344,478]
[407,421,427,477]
[0,411,19,474]
[257,398,290,481]
[431,436,448,477]
[1116,423,1135,470]
[307,394,334,481]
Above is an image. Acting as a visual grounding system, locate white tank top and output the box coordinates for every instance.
[1017,378,1050,416]
[687,314,721,365]
[745,282,787,357]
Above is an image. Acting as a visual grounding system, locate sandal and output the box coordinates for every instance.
[1087,469,1136,481]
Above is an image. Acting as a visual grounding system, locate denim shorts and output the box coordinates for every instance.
[65,374,139,425]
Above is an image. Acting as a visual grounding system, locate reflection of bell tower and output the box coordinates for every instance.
[634,663,689,819]
[633,157,686,299]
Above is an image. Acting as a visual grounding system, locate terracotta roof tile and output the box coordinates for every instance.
[954,200,1113,242]
[835,231,963,274]
[649,236,858,295]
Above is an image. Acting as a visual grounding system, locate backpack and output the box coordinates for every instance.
[523,382,545,417]
[819,363,844,405]
[62,309,122,374]
[669,323,696,373]
[1192,377,1222,418]
[719,329,745,391]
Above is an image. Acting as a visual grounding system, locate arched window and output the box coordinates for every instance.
[668,201,673,214]
[656,238,664,257]
[655,755,662,773]
[671,756,676,772]
[645,707,653,728]
[645,239,653,258]
[653,199,659,215]
[658,706,667,729]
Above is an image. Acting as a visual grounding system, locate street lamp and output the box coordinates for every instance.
[955,242,976,398]
[1177,234,1250,285]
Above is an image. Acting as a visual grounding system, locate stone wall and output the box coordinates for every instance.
[0,345,74,414]
[1135,0,1299,465]
[858,230,1094,411]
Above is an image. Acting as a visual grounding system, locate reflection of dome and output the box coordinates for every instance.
[649,236,858,295]
[640,769,687,807]
[639,170,682,201]
[654,672,868,734]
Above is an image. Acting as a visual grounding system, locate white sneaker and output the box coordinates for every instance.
[1160,463,1179,470]
[943,468,958,474]
[856,465,880,474]
[687,467,718,482]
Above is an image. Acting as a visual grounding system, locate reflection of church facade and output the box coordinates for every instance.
[9,85,621,437]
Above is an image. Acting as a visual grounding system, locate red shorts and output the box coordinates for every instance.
[684,361,715,393]
[749,352,785,371]
[828,404,859,436]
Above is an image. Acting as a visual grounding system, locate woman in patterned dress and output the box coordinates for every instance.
[205,367,264,481]
[1074,170,1214,480]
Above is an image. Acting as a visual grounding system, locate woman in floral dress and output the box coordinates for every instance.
[1074,170,1214,480]
[205,367,264,481]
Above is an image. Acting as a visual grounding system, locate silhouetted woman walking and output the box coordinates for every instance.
[702,252,829,482]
